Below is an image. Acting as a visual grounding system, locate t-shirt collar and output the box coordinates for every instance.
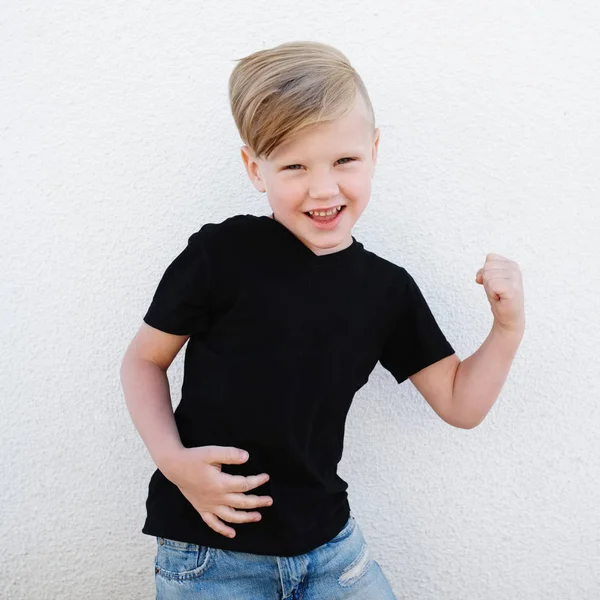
[260,213,361,261]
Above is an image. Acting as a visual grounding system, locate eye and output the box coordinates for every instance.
[283,158,356,170]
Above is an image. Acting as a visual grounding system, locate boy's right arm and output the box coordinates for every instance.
[119,322,273,539]
[119,322,188,477]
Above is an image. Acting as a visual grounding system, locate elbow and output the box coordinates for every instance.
[119,355,131,389]
[455,415,485,430]
[445,393,487,430]
[119,350,133,379]
[119,349,143,383]
[447,420,475,430]
[448,420,479,430]
[445,412,484,430]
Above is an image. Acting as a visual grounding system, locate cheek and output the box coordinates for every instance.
[342,173,371,199]
[270,179,305,203]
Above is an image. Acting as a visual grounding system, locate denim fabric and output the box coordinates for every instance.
[154,515,397,599]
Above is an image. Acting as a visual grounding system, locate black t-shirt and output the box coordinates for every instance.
[141,213,455,557]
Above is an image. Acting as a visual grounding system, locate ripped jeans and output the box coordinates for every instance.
[154,515,397,599]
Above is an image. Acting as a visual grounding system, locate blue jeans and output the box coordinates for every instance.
[154,515,397,599]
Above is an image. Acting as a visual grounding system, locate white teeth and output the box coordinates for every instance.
[308,206,343,216]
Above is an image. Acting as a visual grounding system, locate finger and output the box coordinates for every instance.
[204,445,249,466]
[224,493,274,510]
[214,505,263,524]
[200,511,237,538]
[221,472,270,493]
[486,253,508,262]
[483,267,513,275]
[478,266,515,280]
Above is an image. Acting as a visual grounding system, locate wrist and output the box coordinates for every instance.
[154,444,186,480]
[492,319,525,339]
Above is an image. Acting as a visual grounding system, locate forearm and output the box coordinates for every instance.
[120,355,184,477]
[451,324,524,428]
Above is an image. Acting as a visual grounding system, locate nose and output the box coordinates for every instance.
[308,171,340,200]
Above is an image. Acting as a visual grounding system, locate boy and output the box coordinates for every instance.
[120,41,525,599]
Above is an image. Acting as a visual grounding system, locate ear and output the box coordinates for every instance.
[371,128,381,178]
[240,146,266,193]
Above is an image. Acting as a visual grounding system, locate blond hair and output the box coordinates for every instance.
[228,41,375,159]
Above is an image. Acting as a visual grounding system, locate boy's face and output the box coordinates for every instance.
[241,94,380,256]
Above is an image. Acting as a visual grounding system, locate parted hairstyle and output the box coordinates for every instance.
[228,41,376,159]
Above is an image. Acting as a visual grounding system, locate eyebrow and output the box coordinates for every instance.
[275,151,365,165]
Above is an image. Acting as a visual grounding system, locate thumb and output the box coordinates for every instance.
[204,445,249,465]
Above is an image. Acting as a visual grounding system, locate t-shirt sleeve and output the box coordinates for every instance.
[379,268,455,384]
[143,229,212,336]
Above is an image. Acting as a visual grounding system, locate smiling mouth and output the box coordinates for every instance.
[304,205,346,220]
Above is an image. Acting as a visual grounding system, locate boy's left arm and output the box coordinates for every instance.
[410,253,525,429]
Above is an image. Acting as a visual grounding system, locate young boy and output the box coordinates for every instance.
[120,41,524,600]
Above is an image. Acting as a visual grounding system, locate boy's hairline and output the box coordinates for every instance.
[247,95,377,162]
[246,132,377,164]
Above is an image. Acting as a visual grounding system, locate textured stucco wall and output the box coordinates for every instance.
[2,1,599,598]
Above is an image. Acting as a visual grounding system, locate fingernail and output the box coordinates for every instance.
[241,452,249,460]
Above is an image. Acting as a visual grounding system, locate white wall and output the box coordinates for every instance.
[2,1,599,598]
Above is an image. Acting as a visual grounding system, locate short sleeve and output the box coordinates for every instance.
[379,268,455,384]
[143,229,212,336]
